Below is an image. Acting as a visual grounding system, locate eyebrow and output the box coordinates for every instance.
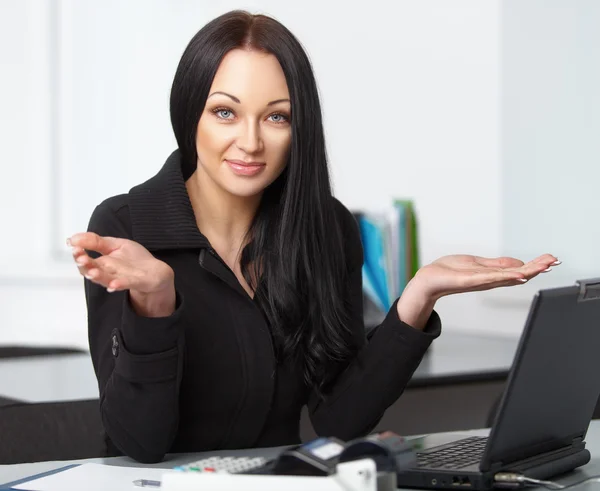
[267,98,290,106]
[208,91,290,106]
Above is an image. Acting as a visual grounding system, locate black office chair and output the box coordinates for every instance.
[0,399,122,464]
[0,346,85,359]
[0,396,20,407]
[485,393,600,428]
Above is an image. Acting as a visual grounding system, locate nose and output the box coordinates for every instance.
[236,119,263,155]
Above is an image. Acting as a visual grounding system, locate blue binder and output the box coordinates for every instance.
[358,215,391,311]
[0,464,79,490]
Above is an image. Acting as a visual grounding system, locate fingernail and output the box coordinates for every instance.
[519,278,528,283]
[552,260,561,266]
[76,258,85,266]
[106,288,115,293]
[84,275,93,280]
[542,267,552,272]
[66,238,72,247]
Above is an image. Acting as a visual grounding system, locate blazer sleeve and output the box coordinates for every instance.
[85,201,186,463]
[307,201,441,440]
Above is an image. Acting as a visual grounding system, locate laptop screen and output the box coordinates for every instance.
[481,283,600,470]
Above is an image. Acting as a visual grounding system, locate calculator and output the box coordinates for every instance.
[172,432,413,476]
[173,455,269,474]
[173,437,346,476]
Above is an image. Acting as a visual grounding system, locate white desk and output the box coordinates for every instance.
[2,423,600,489]
[0,354,98,403]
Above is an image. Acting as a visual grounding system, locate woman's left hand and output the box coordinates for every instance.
[414,253,560,300]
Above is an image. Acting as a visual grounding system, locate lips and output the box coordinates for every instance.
[225,159,266,177]
[226,159,265,167]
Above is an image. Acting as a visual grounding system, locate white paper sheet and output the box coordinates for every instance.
[13,463,176,491]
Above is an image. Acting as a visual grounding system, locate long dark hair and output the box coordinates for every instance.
[170,10,356,392]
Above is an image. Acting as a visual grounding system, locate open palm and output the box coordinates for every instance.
[68,232,174,294]
[417,253,559,299]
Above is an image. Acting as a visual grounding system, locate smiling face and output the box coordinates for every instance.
[194,48,292,198]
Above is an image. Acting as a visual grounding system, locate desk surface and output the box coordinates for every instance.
[411,332,517,386]
[0,332,519,404]
[0,353,98,403]
[2,422,600,489]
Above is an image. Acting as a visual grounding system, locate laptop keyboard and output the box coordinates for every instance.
[417,436,488,470]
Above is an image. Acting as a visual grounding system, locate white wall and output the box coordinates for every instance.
[501,0,600,285]
[0,0,85,347]
[460,0,600,332]
[0,0,53,265]
[1,0,505,348]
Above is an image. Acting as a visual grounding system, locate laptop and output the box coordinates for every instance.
[396,278,600,490]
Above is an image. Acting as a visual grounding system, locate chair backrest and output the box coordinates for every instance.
[0,399,121,464]
[0,346,85,359]
[0,396,20,407]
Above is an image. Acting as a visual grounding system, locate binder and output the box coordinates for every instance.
[358,214,392,311]
[355,200,420,314]
[0,464,79,490]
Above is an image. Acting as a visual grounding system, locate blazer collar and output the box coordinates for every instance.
[128,149,210,251]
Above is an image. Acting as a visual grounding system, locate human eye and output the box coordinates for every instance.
[267,112,290,124]
[211,107,236,121]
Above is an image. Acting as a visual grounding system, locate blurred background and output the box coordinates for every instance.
[1,0,598,350]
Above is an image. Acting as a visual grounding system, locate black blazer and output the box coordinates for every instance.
[85,150,441,463]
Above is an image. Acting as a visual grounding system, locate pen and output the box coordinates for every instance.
[132,479,161,488]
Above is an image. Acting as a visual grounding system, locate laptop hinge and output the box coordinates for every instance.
[577,278,600,302]
[487,441,584,474]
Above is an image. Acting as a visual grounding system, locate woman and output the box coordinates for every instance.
[67,10,558,463]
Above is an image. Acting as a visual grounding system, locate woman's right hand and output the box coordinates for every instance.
[67,232,176,317]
